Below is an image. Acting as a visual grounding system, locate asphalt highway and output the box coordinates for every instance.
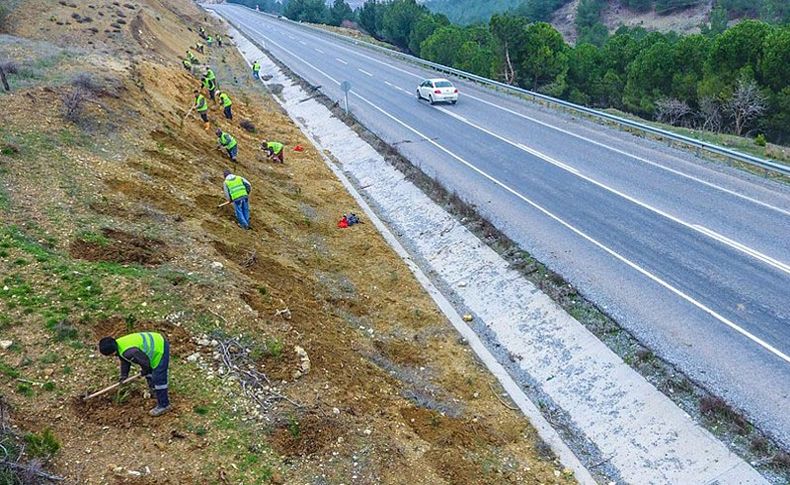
[213,4,790,448]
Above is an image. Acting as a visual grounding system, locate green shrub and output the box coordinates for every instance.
[24,429,61,459]
[755,133,767,146]
[16,382,33,396]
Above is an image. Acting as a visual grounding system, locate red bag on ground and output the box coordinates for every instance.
[293,145,304,152]
[337,217,348,228]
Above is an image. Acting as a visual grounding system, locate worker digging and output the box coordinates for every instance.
[217,128,238,162]
[261,139,284,163]
[98,332,172,417]
[194,89,209,130]
[218,90,233,120]
[223,169,252,230]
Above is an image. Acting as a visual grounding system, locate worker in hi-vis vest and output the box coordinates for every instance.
[99,332,171,416]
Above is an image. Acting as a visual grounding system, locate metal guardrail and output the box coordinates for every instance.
[223,4,790,177]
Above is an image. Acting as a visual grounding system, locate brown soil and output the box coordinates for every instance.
[70,228,170,265]
[0,0,574,483]
[271,413,344,457]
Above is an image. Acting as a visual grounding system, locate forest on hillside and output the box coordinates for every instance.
[231,0,790,144]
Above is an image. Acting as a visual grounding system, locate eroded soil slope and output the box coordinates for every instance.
[0,1,573,483]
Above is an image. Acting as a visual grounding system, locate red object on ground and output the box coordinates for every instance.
[337,217,348,228]
[293,145,304,152]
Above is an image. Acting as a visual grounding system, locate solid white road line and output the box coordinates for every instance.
[278,22,790,217]
[436,105,790,276]
[358,68,373,77]
[243,26,790,366]
[335,57,347,65]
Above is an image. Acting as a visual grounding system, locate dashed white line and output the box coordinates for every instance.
[299,40,306,45]
[358,68,373,77]
[434,106,790,276]
[315,48,324,54]
[241,28,790,365]
[335,58,347,65]
[275,25,790,217]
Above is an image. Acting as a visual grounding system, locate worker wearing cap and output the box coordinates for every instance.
[216,129,238,162]
[217,90,233,120]
[98,332,171,416]
[261,139,284,163]
[223,169,252,230]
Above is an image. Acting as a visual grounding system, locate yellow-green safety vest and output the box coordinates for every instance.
[205,69,216,81]
[219,132,237,150]
[267,141,283,154]
[219,93,232,108]
[252,62,261,73]
[116,332,165,369]
[203,77,216,91]
[225,176,248,200]
[195,94,207,112]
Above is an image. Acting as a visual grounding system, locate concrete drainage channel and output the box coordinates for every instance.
[213,13,769,485]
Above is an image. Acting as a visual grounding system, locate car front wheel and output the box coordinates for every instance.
[416,90,421,100]
[429,95,435,105]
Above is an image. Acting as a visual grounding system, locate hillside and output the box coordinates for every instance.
[423,0,522,25]
[0,0,575,483]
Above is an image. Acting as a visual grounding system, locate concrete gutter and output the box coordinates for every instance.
[218,14,768,485]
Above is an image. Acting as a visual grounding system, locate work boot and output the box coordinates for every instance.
[203,122,210,131]
[149,405,171,417]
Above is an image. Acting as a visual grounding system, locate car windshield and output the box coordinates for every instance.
[434,81,453,88]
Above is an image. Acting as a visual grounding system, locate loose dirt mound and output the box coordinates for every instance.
[71,393,182,428]
[70,228,170,265]
[401,407,507,447]
[271,413,344,457]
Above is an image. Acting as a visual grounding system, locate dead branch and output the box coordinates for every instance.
[216,337,303,412]
[1,460,65,482]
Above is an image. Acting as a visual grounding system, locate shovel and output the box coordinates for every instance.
[82,374,142,401]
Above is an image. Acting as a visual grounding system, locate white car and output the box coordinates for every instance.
[416,78,459,105]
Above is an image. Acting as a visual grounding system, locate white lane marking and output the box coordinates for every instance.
[299,40,306,45]
[358,68,374,77]
[462,93,790,217]
[238,27,790,366]
[434,105,790,276]
[384,81,393,87]
[693,225,790,274]
[335,57,347,65]
[315,48,324,54]
[278,25,790,216]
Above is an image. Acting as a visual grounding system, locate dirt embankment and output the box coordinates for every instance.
[0,1,574,483]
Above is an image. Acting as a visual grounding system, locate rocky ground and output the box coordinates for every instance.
[0,1,575,483]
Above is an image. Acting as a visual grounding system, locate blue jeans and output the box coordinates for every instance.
[227,145,238,161]
[146,340,170,408]
[233,196,250,229]
[224,106,232,120]
[253,71,260,80]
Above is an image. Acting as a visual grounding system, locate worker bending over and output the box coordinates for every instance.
[98,332,171,416]
[223,169,252,230]
[261,139,284,163]
[217,129,238,162]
